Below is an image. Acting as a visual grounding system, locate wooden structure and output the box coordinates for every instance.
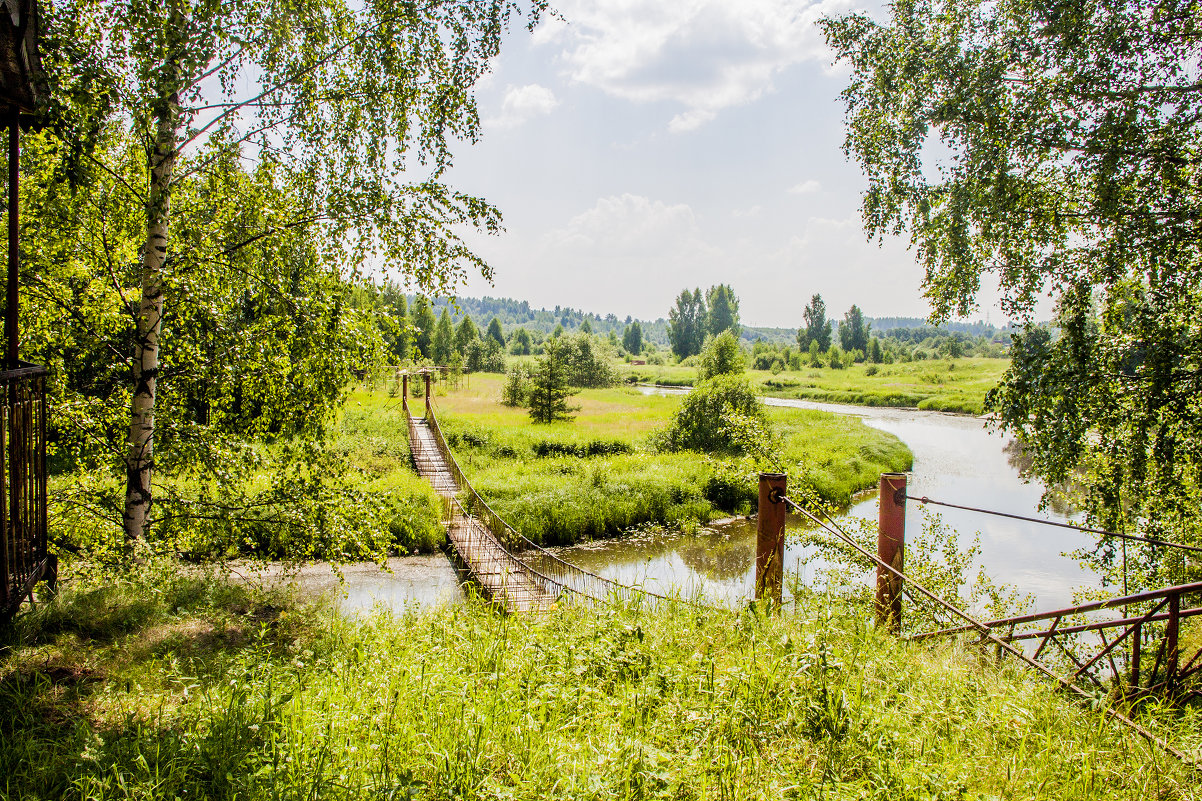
[0,0,50,622]
[404,393,687,612]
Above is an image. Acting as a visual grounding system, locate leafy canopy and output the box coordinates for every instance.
[823,0,1202,579]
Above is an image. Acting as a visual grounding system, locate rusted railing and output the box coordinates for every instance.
[912,581,1202,697]
[1,362,50,622]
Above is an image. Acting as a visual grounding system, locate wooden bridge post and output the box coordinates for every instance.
[877,473,907,633]
[424,371,432,417]
[401,372,409,414]
[756,472,787,605]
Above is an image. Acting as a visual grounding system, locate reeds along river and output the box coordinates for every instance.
[314,392,1097,613]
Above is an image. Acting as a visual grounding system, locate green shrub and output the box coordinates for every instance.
[698,330,745,379]
[656,375,767,454]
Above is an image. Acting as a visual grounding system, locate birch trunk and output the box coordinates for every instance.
[123,99,179,547]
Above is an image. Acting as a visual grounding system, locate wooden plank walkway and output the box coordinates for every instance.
[409,415,556,612]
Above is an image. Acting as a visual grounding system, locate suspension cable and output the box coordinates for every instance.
[904,494,1202,555]
[779,493,1199,768]
[420,396,722,611]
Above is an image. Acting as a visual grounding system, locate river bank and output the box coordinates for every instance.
[312,389,1096,615]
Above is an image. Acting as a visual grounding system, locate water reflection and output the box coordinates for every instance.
[329,391,1099,612]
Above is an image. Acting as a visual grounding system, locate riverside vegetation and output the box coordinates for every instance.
[614,357,1009,416]
[2,563,1198,800]
[428,375,912,545]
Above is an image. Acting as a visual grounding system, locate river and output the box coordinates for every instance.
[293,389,1097,613]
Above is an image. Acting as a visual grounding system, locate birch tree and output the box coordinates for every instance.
[48,0,545,547]
[823,0,1202,577]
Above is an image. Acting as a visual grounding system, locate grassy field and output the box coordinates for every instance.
[428,375,911,545]
[615,357,1010,415]
[2,565,1196,800]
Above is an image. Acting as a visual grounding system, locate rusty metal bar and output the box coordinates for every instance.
[1,366,48,622]
[1032,615,1061,661]
[7,106,18,367]
[1166,592,1180,694]
[877,473,906,633]
[910,581,1202,641]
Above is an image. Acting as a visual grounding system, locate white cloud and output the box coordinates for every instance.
[788,179,821,194]
[547,0,851,131]
[486,83,559,129]
[542,193,715,257]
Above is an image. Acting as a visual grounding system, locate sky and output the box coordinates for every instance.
[434,0,1013,329]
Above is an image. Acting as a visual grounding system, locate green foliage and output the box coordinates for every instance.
[528,339,578,424]
[411,297,436,359]
[657,375,767,454]
[667,288,706,359]
[464,338,506,373]
[486,316,506,348]
[432,309,455,364]
[798,294,832,352]
[838,304,869,354]
[501,363,529,407]
[697,330,745,380]
[558,333,617,388]
[705,283,740,338]
[823,0,1202,571]
[622,320,643,354]
[510,326,533,355]
[453,315,479,355]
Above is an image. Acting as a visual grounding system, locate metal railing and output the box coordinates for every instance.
[911,581,1202,696]
[1,362,49,622]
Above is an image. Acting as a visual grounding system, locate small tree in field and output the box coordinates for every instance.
[698,330,745,380]
[528,339,578,424]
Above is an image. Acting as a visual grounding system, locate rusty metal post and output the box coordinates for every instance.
[755,472,787,605]
[1166,591,1180,694]
[423,371,432,416]
[7,107,19,368]
[401,372,409,414]
[1131,622,1142,692]
[877,472,907,633]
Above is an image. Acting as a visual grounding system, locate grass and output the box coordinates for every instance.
[429,376,911,545]
[2,564,1198,799]
[615,357,1011,415]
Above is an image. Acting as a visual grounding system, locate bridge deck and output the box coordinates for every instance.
[409,415,556,613]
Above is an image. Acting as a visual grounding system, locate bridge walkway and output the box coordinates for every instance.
[408,414,557,612]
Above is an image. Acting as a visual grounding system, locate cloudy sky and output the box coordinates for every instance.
[438,0,1009,329]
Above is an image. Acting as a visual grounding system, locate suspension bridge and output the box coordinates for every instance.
[401,370,1199,767]
[401,369,670,613]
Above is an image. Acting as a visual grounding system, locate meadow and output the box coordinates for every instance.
[2,564,1196,800]
[426,375,912,545]
[615,357,1011,415]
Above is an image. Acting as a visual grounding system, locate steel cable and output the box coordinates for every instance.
[904,494,1202,555]
[778,493,1199,769]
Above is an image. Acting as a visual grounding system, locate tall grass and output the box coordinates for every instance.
[2,565,1197,799]
[433,378,912,545]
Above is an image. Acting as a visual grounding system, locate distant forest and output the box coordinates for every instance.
[417,294,1016,348]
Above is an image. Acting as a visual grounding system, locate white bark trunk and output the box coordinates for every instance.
[123,100,179,547]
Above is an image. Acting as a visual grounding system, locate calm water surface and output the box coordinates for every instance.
[311,389,1097,612]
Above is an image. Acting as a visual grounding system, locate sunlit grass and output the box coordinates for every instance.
[2,565,1196,800]
[614,357,1010,415]
[426,376,911,545]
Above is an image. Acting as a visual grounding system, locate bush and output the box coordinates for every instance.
[656,375,767,454]
[501,364,529,407]
[699,331,745,379]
